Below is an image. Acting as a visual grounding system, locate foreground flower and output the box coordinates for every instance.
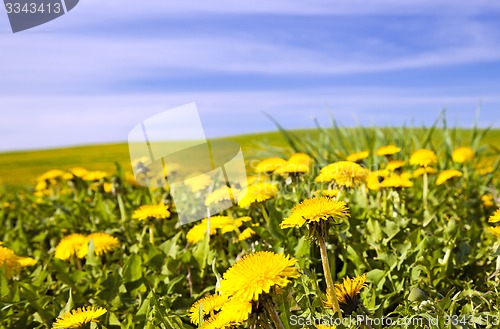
[77,233,120,258]
[346,150,369,162]
[219,251,299,301]
[0,246,21,278]
[255,157,287,174]
[325,274,367,315]
[237,183,278,208]
[376,145,400,156]
[189,294,228,325]
[52,306,106,329]
[452,146,474,163]
[436,169,463,185]
[315,161,367,187]
[409,149,437,167]
[489,209,500,223]
[132,204,170,221]
[280,197,350,229]
[55,234,88,260]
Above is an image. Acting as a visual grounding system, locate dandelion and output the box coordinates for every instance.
[219,251,299,301]
[366,172,381,191]
[52,306,107,329]
[37,169,66,182]
[0,246,21,279]
[436,169,463,185]
[280,197,350,229]
[313,189,340,198]
[346,150,369,162]
[205,187,237,206]
[324,274,367,315]
[238,227,256,241]
[132,204,170,221]
[189,294,228,325]
[482,195,495,207]
[315,161,367,187]
[186,223,217,244]
[385,160,406,171]
[186,216,251,244]
[273,163,310,175]
[255,157,287,174]
[77,233,119,258]
[413,167,437,178]
[184,173,212,192]
[70,167,89,178]
[376,145,401,156]
[82,171,108,181]
[237,183,278,208]
[488,226,500,238]
[17,256,38,267]
[452,146,474,163]
[409,149,437,167]
[489,209,500,223]
[55,234,88,261]
[198,299,253,329]
[288,153,314,167]
[380,174,414,188]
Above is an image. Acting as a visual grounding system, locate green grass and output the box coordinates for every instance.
[1,128,499,186]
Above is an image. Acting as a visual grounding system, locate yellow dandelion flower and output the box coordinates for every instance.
[55,234,88,261]
[488,226,500,238]
[189,294,229,325]
[0,246,21,279]
[385,160,406,171]
[400,172,412,181]
[237,182,278,208]
[376,145,401,156]
[280,197,350,229]
[186,223,216,244]
[37,169,65,182]
[205,187,237,206]
[273,163,310,175]
[315,161,367,187]
[52,306,107,329]
[184,173,212,192]
[70,167,89,178]
[132,204,170,221]
[413,167,437,178]
[346,150,369,162]
[452,146,474,163]
[489,209,500,223]
[482,195,494,207]
[35,180,47,191]
[17,256,37,267]
[255,157,287,174]
[366,172,381,191]
[219,251,299,301]
[77,233,119,258]
[380,174,414,188]
[436,169,463,185]
[103,182,113,193]
[288,153,314,166]
[238,227,256,241]
[212,298,252,326]
[82,171,108,181]
[325,274,367,315]
[477,165,494,175]
[409,149,437,167]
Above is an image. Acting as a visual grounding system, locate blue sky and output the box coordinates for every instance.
[1,0,500,151]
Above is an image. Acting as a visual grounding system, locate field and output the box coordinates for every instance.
[1,117,500,329]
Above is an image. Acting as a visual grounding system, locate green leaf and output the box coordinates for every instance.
[123,253,143,283]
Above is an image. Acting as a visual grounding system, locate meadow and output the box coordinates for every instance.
[1,115,500,329]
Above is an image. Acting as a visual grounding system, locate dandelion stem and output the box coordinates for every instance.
[318,235,343,319]
[423,171,428,211]
[149,222,155,245]
[262,298,286,329]
[117,194,126,224]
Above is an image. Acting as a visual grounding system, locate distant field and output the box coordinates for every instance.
[1,128,499,186]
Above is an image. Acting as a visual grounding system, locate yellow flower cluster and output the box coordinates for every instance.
[55,232,119,260]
